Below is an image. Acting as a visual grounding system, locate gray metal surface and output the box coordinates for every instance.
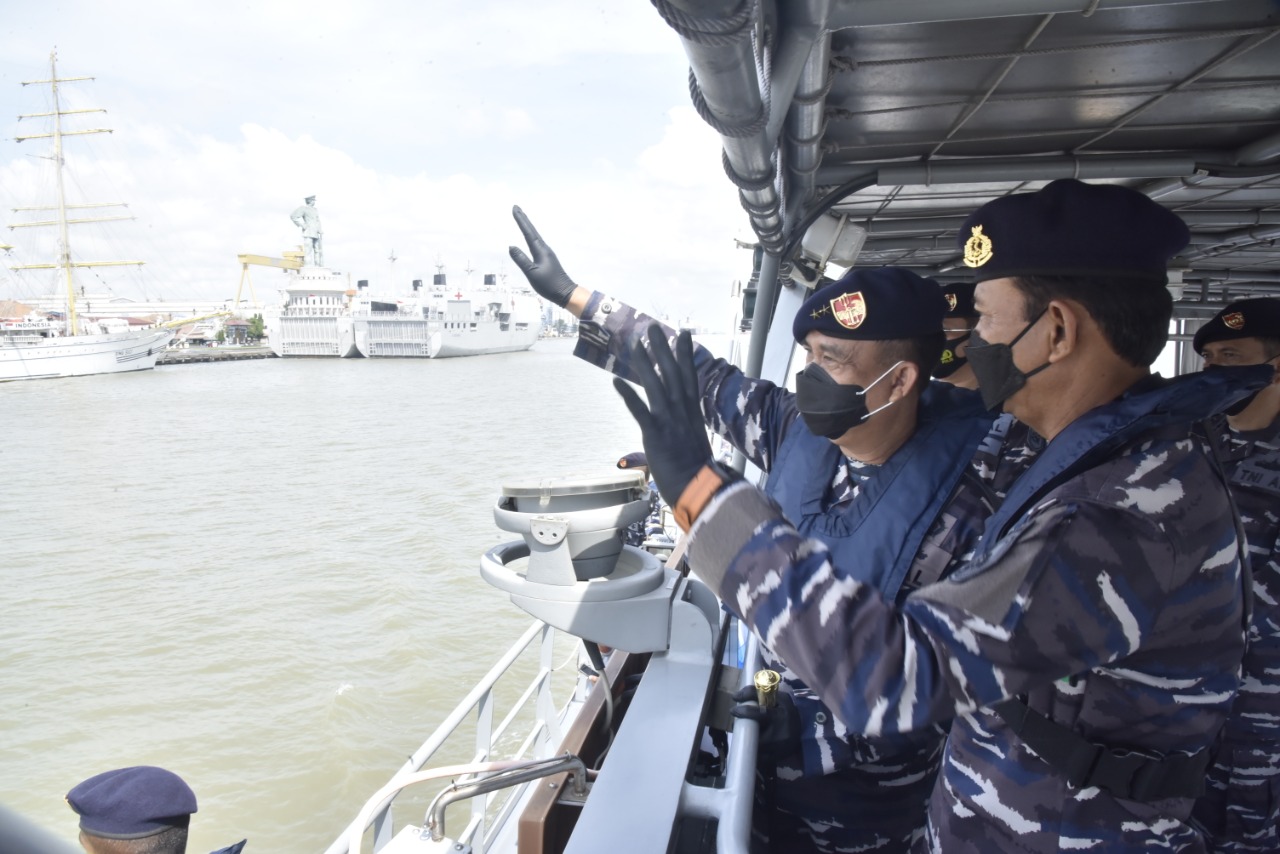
[563,577,724,854]
[659,0,1280,321]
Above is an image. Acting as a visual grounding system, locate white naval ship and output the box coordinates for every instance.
[352,270,541,359]
[264,265,541,359]
[263,265,359,358]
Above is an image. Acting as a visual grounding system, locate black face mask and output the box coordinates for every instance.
[965,310,1051,411]
[794,360,901,440]
[933,330,972,379]
[1205,358,1279,416]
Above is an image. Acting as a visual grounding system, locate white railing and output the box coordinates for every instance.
[324,620,573,854]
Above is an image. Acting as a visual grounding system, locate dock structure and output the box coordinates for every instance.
[157,346,276,365]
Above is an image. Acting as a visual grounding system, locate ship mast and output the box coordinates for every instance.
[11,50,144,336]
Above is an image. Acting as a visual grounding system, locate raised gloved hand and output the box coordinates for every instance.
[613,325,715,508]
[508,206,579,308]
[730,684,802,766]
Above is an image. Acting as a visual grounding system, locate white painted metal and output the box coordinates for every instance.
[0,327,174,382]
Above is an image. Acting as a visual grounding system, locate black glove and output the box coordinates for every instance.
[508,206,579,308]
[613,325,714,507]
[731,684,802,766]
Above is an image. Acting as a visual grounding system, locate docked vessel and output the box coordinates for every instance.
[265,264,542,359]
[323,2,1280,853]
[352,271,542,358]
[263,266,359,358]
[1,51,173,382]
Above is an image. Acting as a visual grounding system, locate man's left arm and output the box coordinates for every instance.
[685,482,1193,736]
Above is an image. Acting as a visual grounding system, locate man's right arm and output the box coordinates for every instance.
[510,207,797,471]
[575,293,796,471]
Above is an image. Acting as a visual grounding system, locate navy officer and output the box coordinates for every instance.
[510,209,1001,851]
[932,281,980,390]
[66,766,245,854]
[614,179,1269,852]
[1191,297,1280,853]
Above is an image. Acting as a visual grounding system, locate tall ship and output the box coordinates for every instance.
[352,268,542,358]
[1,51,173,382]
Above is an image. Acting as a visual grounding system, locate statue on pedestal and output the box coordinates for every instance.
[290,195,324,267]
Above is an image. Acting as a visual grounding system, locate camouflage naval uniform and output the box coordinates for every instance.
[573,291,1002,851]
[683,370,1262,853]
[1194,414,1280,852]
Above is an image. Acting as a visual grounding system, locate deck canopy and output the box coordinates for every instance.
[655,0,1280,358]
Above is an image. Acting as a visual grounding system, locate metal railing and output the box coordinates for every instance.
[324,620,571,854]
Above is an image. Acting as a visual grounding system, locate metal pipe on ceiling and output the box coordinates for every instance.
[1195,269,1280,284]
[659,0,784,253]
[1233,127,1280,166]
[767,0,832,147]
[817,154,1201,186]
[1180,224,1280,262]
[781,3,832,221]
[827,0,1229,29]
[1141,124,1280,199]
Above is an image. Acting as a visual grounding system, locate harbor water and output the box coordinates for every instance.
[0,336,732,852]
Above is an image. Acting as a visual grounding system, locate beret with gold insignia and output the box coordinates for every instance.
[957,179,1190,283]
[793,267,946,343]
[1193,297,1280,353]
[940,281,977,317]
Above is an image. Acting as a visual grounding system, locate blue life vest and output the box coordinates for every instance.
[965,366,1272,571]
[764,382,994,601]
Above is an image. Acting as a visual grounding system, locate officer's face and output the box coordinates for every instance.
[973,277,1051,411]
[1201,337,1279,368]
[801,331,898,407]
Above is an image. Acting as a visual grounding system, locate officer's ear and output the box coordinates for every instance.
[889,360,919,401]
[1045,298,1084,363]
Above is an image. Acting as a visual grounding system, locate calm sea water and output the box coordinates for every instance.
[0,336,731,853]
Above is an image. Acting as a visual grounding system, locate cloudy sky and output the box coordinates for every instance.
[0,1,754,327]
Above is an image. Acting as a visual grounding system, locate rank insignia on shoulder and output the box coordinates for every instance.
[831,291,867,330]
[964,225,994,268]
[1223,311,1245,330]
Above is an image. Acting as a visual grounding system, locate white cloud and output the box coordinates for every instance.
[0,2,754,327]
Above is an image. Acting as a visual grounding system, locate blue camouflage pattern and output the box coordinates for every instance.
[574,291,1024,851]
[622,481,668,547]
[685,372,1257,853]
[1194,414,1280,852]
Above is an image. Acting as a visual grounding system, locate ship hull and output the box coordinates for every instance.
[266,314,359,358]
[353,317,539,358]
[0,327,175,382]
[427,323,540,358]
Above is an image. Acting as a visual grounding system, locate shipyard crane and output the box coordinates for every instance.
[234,249,303,308]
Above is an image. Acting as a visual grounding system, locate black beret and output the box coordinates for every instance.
[940,281,977,318]
[793,267,946,343]
[1193,297,1280,353]
[67,766,197,840]
[958,179,1190,283]
[616,452,647,469]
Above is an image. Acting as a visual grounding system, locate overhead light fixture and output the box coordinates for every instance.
[800,213,867,270]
